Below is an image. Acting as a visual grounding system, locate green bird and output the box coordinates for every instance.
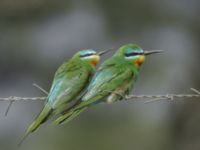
[54,43,163,125]
[19,49,111,145]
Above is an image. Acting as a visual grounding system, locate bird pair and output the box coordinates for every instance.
[19,43,163,145]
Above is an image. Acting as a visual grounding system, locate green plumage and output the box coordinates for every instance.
[54,44,143,125]
[19,50,99,145]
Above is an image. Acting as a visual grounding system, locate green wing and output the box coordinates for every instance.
[19,60,93,145]
[53,62,135,125]
[74,63,135,109]
[48,61,92,109]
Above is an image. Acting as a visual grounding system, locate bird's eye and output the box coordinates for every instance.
[125,52,143,57]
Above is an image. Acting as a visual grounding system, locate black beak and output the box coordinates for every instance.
[98,48,114,56]
[144,50,164,55]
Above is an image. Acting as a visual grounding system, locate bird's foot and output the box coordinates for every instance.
[102,90,128,100]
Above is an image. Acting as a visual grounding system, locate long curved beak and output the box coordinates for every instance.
[98,48,114,56]
[144,50,164,55]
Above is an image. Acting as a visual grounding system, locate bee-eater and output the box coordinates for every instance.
[54,43,163,125]
[19,49,111,145]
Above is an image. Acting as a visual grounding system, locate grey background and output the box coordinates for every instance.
[0,0,200,150]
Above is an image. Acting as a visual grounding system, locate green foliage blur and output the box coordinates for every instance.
[0,0,200,150]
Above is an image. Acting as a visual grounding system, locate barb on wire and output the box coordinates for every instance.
[124,88,200,103]
[2,83,48,116]
[0,88,199,116]
[32,83,48,95]
[4,100,14,116]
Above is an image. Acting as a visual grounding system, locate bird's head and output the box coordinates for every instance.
[115,44,163,68]
[75,49,111,67]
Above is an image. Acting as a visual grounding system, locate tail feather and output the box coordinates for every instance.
[18,103,53,146]
[54,107,87,125]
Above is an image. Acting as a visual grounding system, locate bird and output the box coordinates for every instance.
[54,43,163,125]
[19,49,111,145]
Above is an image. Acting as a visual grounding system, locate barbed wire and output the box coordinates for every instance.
[0,84,200,116]
[1,88,199,102]
[126,88,200,103]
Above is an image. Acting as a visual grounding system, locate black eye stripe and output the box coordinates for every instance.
[80,53,95,57]
[125,52,144,57]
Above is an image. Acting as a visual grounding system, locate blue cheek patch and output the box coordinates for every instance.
[125,55,139,60]
[126,48,143,54]
[125,48,143,60]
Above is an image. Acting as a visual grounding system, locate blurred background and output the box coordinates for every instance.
[0,0,200,150]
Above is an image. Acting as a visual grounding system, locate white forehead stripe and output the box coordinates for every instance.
[80,50,96,57]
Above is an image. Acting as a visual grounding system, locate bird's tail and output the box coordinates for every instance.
[18,103,53,146]
[53,107,87,125]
